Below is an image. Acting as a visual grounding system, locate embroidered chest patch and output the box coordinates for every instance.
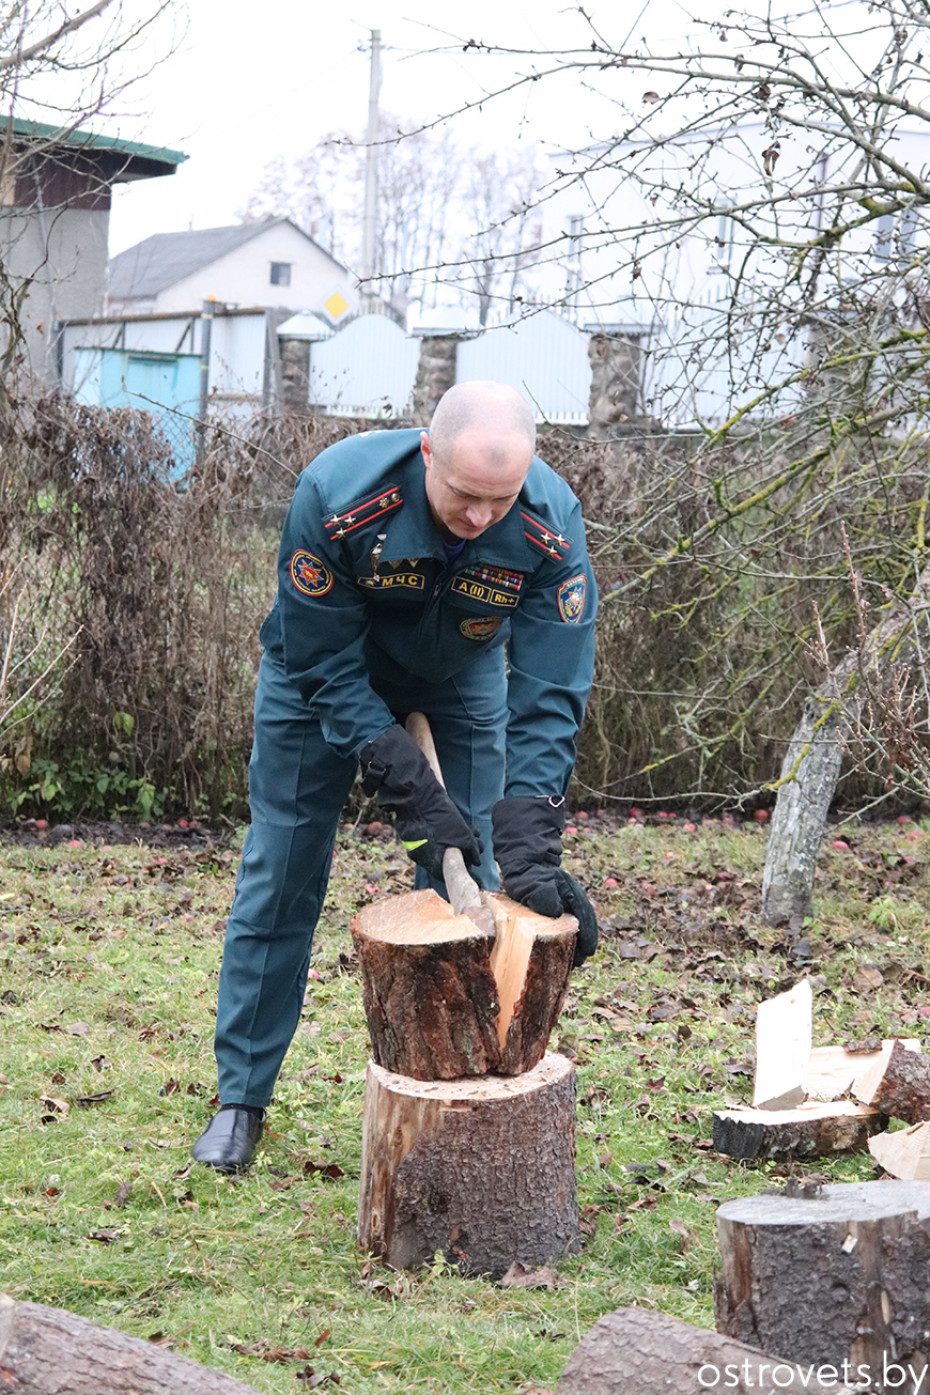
[290,551,334,597]
[451,576,519,608]
[460,616,503,641]
[557,574,587,623]
[357,572,425,592]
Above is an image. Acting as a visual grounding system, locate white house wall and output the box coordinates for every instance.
[139,222,358,317]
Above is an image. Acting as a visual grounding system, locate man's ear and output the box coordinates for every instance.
[420,431,432,469]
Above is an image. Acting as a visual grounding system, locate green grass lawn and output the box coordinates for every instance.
[1,812,928,1393]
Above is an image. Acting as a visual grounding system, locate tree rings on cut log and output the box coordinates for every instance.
[715,1181,930,1386]
[352,889,576,1079]
[713,1101,884,1161]
[357,1051,580,1279]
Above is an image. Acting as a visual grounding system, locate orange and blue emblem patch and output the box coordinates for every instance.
[557,574,587,623]
[460,616,503,641]
[290,550,334,597]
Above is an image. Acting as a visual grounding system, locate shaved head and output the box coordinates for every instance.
[420,382,536,542]
[428,381,536,462]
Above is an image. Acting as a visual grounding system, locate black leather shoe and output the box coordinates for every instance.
[191,1107,264,1173]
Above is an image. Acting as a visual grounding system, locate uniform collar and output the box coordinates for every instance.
[379,449,534,569]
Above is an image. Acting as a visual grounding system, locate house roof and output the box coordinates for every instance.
[108,219,348,300]
[0,116,186,180]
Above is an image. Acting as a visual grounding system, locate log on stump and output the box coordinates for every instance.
[855,1039,930,1123]
[713,1101,884,1161]
[554,1306,859,1395]
[357,1050,580,1279]
[715,1180,930,1389]
[0,1292,261,1395]
[352,889,576,1079]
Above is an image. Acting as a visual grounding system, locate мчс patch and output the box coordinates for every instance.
[557,574,587,623]
[290,551,334,597]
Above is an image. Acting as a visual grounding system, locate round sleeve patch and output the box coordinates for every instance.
[289,550,334,597]
[557,574,587,623]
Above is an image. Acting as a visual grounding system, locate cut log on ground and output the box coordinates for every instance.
[352,890,576,1079]
[753,979,812,1110]
[870,1121,930,1180]
[854,1039,930,1122]
[807,1039,919,1102]
[357,1051,580,1279]
[554,1306,859,1395]
[0,1292,261,1395]
[713,1101,884,1161]
[715,1180,930,1389]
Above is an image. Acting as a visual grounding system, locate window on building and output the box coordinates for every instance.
[270,261,292,286]
[710,209,734,273]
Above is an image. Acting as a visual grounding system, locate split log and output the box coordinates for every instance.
[753,980,812,1110]
[352,889,576,1079]
[807,1039,919,1102]
[870,1122,930,1180]
[554,1306,859,1395]
[713,1101,884,1161]
[855,1039,930,1122]
[357,1051,580,1279]
[0,1292,261,1395]
[715,1180,930,1388]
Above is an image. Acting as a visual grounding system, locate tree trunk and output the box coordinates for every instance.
[0,1293,261,1395]
[352,889,576,1079]
[715,1180,930,1391]
[357,1051,580,1279]
[761,700,844,924]
[554,1306,859,1395]
[762,561,930,926]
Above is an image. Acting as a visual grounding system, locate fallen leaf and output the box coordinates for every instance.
[498,1261,559,1291]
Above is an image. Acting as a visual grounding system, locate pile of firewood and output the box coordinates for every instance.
[713,978,930,1172]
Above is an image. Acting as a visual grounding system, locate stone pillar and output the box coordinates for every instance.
[412,335,459,425]
[279,337,310,414]
[587,332,643,439]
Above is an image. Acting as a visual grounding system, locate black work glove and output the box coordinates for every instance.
[492,795,598,967]
[359,725,481,882]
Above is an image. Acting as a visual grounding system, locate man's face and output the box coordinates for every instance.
[421,429,531,542]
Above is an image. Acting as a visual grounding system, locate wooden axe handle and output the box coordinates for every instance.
[405,712,495,935]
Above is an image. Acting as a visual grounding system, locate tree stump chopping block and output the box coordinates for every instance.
[357,1051,580,1279]
[352,889,576,1079]
[715,1181,930,1391]
[0,1292,262,1395]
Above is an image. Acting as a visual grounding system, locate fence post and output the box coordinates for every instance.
[197,298,215,462]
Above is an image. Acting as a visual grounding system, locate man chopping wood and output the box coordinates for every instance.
[192,380,598,1172]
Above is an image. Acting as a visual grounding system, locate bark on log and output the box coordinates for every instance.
[715,1180,930,1389]
[807,1039,919,1102]
[554,1306,859,1395]
[762,561,930,926]
[0,1293,261,1395]
[353,890,503,1079]
[859,1039,930,1123]
[713,1102,884,1161]
[357,1051,580,1279]
[352,890,575,1079]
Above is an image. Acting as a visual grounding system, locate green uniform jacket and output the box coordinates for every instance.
[259,427,597,798]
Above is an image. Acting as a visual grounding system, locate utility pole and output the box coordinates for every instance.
[361,28,381,308]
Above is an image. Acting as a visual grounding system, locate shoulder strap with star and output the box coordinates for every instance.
[521,509,572,561]
[323,486,403,540]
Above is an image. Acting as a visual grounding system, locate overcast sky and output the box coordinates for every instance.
[105,0,701,255]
